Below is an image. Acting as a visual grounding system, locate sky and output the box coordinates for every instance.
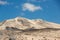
[0,0,60,24]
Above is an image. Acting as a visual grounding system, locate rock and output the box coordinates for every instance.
[0,17,60,40]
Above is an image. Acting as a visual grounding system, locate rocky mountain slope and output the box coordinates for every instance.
[0,17,60,40]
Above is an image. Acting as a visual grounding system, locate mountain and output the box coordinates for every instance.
[0,17,60,40]
[0,17,60,30]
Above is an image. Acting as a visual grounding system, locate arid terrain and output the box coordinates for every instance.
[0,17,60,40]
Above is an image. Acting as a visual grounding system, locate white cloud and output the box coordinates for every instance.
[22,3,42,12]
[0,0,8,5]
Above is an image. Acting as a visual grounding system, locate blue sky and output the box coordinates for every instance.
[0,0,60,24]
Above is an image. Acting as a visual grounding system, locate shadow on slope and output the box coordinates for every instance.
[5,27,60,32]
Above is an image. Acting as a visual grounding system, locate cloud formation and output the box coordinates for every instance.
[22,3,42,12]
[0,0,8,5]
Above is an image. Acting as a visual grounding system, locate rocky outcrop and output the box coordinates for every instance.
[0,17,60,30]
[0,17,60,40]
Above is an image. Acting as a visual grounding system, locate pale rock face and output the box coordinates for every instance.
[0,17,60,30]
[0,17,60,40]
